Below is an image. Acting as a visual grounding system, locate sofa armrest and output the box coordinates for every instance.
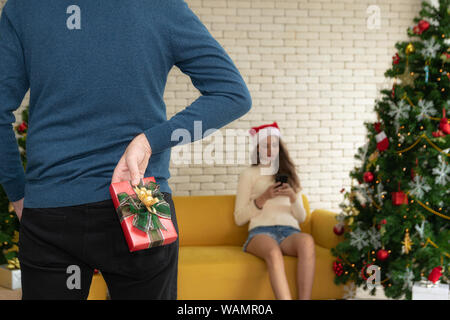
[310,209,343,250]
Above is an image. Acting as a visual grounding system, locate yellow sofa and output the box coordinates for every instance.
[173,194,345,300]
[88,194,344,300]
[87,273,108,300]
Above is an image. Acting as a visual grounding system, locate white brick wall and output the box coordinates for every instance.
[6,0,423,212]
[163,0,422,212]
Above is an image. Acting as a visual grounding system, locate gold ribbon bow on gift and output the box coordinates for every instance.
[7,257,20,270]
[117,180,172,235]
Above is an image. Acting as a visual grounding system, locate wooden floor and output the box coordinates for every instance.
[0,286,21,300]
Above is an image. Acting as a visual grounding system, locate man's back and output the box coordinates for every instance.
[0,0,252,208]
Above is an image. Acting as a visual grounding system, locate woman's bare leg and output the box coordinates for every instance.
[245,234,292,299]
[280,233,316,300]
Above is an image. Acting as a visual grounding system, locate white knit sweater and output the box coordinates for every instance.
[233,164,307,231]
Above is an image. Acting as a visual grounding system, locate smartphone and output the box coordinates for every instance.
[275,174,288,187]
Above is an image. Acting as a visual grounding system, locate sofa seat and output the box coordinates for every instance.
[178,243,342,300]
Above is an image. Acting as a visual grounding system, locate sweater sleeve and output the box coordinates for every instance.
[233,168,262,227]
[291,191,307,223]
[144,0,252,154]
[0,3,29,202]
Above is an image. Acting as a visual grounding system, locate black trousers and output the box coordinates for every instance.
[18,192,179,300]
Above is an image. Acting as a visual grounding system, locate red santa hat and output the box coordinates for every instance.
[249,122,282,139]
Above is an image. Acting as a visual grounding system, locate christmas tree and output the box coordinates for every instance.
[0,107,28,269]
[331,0,449,299]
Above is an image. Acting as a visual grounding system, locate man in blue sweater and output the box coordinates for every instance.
[0,0,252,299]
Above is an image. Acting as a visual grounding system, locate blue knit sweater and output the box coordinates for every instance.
[0,0,252,208]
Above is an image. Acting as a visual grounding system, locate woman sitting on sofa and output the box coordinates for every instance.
[233,122,315,300]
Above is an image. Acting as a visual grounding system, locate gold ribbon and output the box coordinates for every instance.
[424,238,450,259]
[396,133,450,156]
[402,93,450,122]
[404,191,449,220]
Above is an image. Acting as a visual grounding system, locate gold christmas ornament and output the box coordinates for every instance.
[8,202,14,213]
[368,150,379,162]
[401,230,413,254]
[366,150,379,170]
[405,43,415,55]
[398,64,419,88]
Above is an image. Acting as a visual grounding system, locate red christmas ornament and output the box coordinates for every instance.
[428,266,443,283]
[432,130,445,137]
[377,219,386,230]
[431,130,445,138]
[392,53,400,65]
[413,20,430,35]
[17,121,27,133]
[376,131,389,151]
[376,249,389,261]
[333,260,344,276]
[93,269,99,274]
[392,182,408,206]
[418,20,430,33]
[374,122,389,152]
[438,107,450,135]
[333,224,345,236]
[363,171,374,183]
[374,122,382,133]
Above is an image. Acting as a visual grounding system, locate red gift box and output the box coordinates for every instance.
[392,191,408,205]
[391,182,408,206]
[109,177,178,252]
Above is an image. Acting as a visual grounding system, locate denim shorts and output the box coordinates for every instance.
[242,225,301,252]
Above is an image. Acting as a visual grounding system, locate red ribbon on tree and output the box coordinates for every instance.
[428,266,443,283]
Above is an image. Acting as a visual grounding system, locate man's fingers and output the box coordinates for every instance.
[111,156,127,184]
[126,154,143,186]
[112,135,151,186]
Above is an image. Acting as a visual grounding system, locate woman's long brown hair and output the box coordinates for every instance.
[251,137,302,193]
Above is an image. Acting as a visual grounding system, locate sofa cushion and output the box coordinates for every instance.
[177,245,343,300]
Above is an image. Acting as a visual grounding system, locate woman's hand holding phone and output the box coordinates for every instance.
[254,182,285,209]
[274,183,297,203]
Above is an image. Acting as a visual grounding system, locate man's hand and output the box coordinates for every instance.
[12,198,24,221]
[111,133,152,187]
